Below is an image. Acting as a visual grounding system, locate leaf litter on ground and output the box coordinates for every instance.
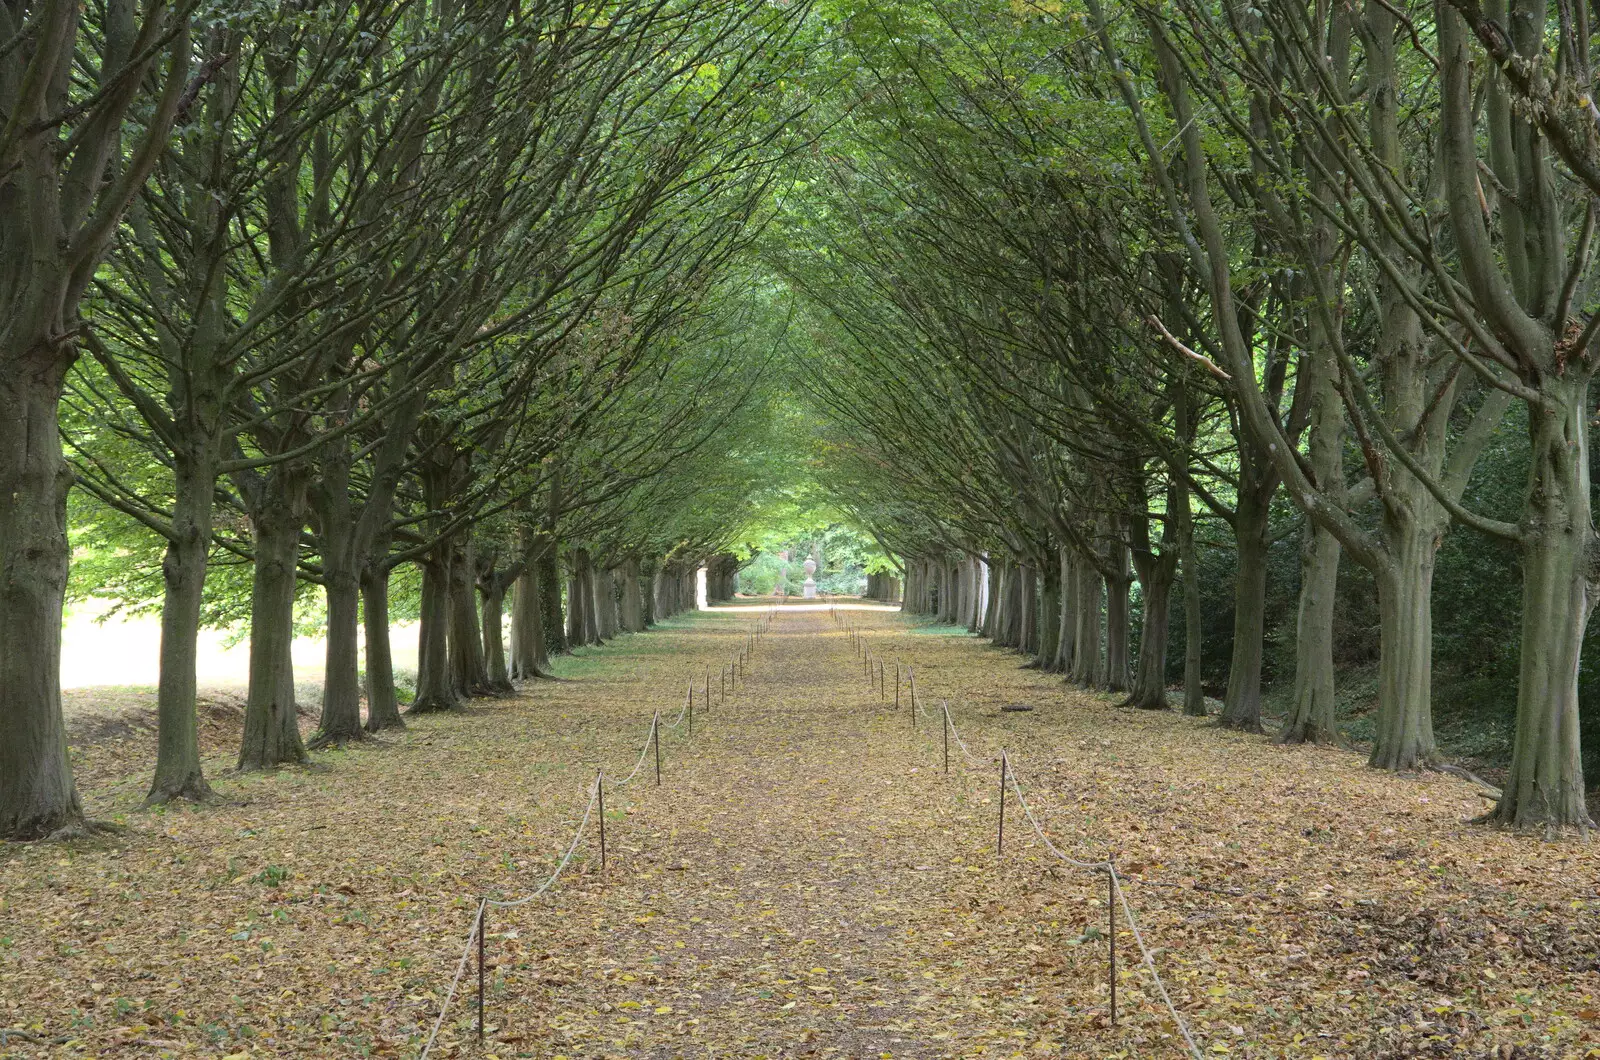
[1,604,1597,1059]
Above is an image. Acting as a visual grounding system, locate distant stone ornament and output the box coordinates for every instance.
[802,557,817,599]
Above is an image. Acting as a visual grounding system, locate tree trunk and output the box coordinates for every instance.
[1219,487,1270,732]
[480,582,513,694]
[1104,566,1131,692]
[448,538,489,697]
[1489,384,1595,828]
[1070,561,1103,686]
[640,557,658,626]
[980,558,999,637]
[1368,522,1439,770]
[0,363,83,838]
[510,561,550,680]
[238,488,309,771]
[1018,564,1039,657]
[594,567,618,640]
[539,548,566,656]
[1127,553,1176,710]
[147,456,215,803]
[1053,547,1076,672]
[315,561,363,745]
[362,565,404,731]
[620,557,645,632]
[1036,559,1061,671]
[1280,521,1341,743]
[410,555,459,713]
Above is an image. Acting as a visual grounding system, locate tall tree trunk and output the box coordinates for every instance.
[316,560,363,745]
[566,551,591,645]
[620,557,644,632]
[640,557,658,626]
[1104,565,1131,692]
[1127,553,1176,710]
[238,482,309,771]
[448,538,488,697]
[312,455,363,746]
[539,548,566,656]
[1490,383,1595,827]
[480,581,513,694]
[980,558,999,637]
[410,554,458,713]
[1018,564,1039,658]
[594,567,618,639]
[1053,547,1076,672]
[1281,521,1341,743]
[1070,561,1104,686]
[510,555,550,680]
[362,563,404,731]
[0,364,83,837]
[1219,486,1271,731]
[1368,523,1438,770]
[1036,559,1061,671]
[147,453,215,803]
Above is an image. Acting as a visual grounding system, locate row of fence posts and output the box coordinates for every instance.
[831,609,1130,1033]
[455,609,776,1053]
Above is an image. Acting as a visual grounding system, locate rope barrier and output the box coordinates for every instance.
[486,778,600,909]
[611,714,658,788]
[418,900,483,1059]
[865,623,1205,1059]
[1005,761,1108,871]
[419,621,762,1055]
[1110,862,1206,1059]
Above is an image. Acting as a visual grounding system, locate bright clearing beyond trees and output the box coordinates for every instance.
[3,0,1600,1055]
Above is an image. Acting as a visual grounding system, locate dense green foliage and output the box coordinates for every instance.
[2,0,1597,838]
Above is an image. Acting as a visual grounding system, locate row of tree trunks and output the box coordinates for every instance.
[653,562,698,618]
[706,554,740,601]
[864,572,902,602]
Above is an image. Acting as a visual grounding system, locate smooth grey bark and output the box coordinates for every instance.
[1103,543,1132,693]
[1490,378,1594,827]
[511,563,550,679]
[594,567,619,640]
[620,557,645,632]
[448,538,489,697]
[362,564,404,731]
[310,451,364,747]
[1281,520,1341,743]
[1177,495,1207,717]
[1127,540,1177,710]
[0,360,84,836]
[237,475,310,771]
[1069,560,1104,686]
[1036,560,1061,671]
[147,450,216,803]
[1053,547,1076,673]
[1218,482,1271,732]
[539,548,566,657]
[480,580,513,694]
[980,557,1000,637]
[410,554,459,713]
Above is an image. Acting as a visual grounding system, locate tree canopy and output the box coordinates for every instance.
[3,0,1598,840]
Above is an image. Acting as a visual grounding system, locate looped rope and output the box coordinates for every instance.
[612,713,659,788]
[898,650,1204,1058]
[418,899,484,1059]
[487,776,599,908]
[1110,861,1205,1059]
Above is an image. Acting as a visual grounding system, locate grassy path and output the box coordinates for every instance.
[2,605,1598,1058]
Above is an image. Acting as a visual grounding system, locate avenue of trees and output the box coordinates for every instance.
[773,0,1600,830]
[1,0,810,839]
[4,0,1597,840]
